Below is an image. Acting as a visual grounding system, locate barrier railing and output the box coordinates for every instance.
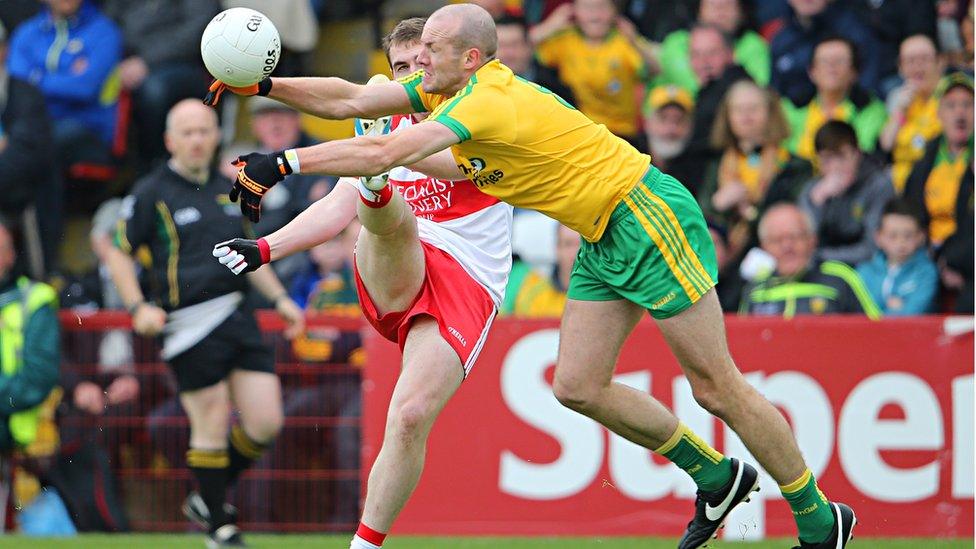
[58,310,367,533]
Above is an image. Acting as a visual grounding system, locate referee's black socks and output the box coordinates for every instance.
[186,448,230,528]
[226,425,271,486]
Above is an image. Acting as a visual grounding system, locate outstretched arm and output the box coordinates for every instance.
[265,181,359,260]
[269,77,414,120]
[294,120,461,177]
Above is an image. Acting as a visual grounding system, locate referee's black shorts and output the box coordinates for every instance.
[168,307,274,392]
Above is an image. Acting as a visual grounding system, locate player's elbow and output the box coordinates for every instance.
[368,142,400,175]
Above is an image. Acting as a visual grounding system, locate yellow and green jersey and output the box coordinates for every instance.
[891,95,942,193]
[783,95,888,161]
[399,60,651,242]
[534,29,649,136]
[925,138,973,244]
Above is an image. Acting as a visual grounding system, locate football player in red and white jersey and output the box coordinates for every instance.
[212,18,513,549]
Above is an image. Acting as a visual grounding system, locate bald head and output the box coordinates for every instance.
[166,99,218,133]
[165,99,220,172]
[429,3,498,59]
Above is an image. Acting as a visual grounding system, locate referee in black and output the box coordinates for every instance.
[104,99,304,548]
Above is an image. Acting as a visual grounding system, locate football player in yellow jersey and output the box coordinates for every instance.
[204,5,855,548]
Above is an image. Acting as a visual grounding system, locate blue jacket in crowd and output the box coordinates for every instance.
[856,249,938,316]
[770,2,880,106]
[7,0,122,144]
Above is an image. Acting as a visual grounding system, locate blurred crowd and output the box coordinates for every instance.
[0,0,967,322]
[0,0,969,534]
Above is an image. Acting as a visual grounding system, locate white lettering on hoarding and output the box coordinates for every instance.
[499,330,604,500]
[953,375,974,498]
[497,329,971,531]
[839,373,943,502]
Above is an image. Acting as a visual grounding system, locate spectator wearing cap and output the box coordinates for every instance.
[700,80,813,257]
[244,95,324,290]
[101,0,220,167]
[654,0,770,95]
[782,36,887,161]
[530,0,660,150]
[7,0,122,171]
[880,35,947,193]
[769,0,881,105]
[495,15,575,106]
[799,120,895,266]
[904,72,974,249]
[684,24,752,162]
[739,203,881,318]
[643,85,697,191]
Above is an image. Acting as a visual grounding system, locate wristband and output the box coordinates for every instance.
[127,301,145,315]
[257,78,273,96]
[284,149,301,174]
[256,237,272,264]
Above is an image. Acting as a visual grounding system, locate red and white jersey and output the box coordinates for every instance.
[350,114,513,306]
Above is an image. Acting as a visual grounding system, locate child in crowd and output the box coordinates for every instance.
[857,199,938,315]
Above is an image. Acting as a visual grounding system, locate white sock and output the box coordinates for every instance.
[350,534,381,549]
[357,178,384,203]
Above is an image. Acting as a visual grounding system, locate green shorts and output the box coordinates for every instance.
[567,165,718,319]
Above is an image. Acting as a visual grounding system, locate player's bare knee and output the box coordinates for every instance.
[387,398,436,445]
[242,408,283,443]
[690,382,729,420]
[552,377,600,414]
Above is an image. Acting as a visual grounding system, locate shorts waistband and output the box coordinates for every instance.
[608,164,664,226]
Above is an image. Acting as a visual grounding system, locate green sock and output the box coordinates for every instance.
[780,469,835,543]
[655,422,733,492]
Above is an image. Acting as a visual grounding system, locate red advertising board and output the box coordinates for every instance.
[363,316,974,539]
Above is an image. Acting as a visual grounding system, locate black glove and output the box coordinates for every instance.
[212,238,270,275]
[230,151,292,222]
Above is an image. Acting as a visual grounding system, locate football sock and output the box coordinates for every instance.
[358,178,392,208]
[350,522,386,548]
[186,448,229,528]
[780,469,835,544]
[654,422,733,492]
[226,425,271,486]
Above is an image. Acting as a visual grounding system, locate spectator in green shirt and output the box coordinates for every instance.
[653,0,770,95]
[782,36,888,161]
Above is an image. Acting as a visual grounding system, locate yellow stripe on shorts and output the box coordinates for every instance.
[639,183,713,293]
[629,188,711,295]
[622,195,702,301]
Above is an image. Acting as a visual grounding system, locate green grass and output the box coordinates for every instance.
[0,535,969,549]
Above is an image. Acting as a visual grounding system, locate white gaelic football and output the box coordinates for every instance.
[200,8,280,87]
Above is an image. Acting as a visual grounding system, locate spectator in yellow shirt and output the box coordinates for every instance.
[530,0,659,149]
[904,72,974,247]
[782,36,888,161]
[501,225,581,316]
[879,34,946,193]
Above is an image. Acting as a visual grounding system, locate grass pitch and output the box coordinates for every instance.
[0,535,969,548]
